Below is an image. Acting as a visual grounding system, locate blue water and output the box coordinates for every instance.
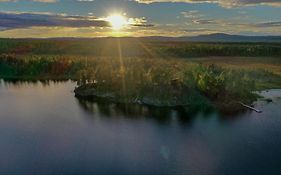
[0,80,280,175]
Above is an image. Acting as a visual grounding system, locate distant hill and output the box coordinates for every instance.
[2,33,281,42]
[142,33,281,42]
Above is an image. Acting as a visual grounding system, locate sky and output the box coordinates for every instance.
[0,0,280,38]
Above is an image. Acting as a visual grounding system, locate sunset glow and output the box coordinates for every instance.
[0,0,280,37]
[107,15,127,30]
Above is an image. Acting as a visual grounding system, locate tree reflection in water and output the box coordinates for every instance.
[75,96,219,125]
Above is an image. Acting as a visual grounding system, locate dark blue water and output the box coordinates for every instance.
[0,80,281,175]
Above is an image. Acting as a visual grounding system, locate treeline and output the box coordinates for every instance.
[0,38,280,57]
[0,54,84,79]
[158,43,281,57]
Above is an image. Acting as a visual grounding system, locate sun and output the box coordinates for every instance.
[107,14,127,30]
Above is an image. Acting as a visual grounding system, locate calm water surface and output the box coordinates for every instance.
[0,80,281,175]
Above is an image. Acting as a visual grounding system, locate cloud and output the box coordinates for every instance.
[134,0,281,8]
[0,0,57,2]
[192,19,219,24]
[181,10,202,19]
[128,17,155,27]
[32,0,57,2]
[0,12,154,31]
[253,21,281,28]
[189,17,281,29]
[0,12,110,31]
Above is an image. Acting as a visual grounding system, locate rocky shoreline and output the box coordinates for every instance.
[74,84,192,107]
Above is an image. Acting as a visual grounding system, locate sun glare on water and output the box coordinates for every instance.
[107,14,127,30]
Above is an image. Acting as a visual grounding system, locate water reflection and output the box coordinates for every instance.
[0,78,71,88]
[1,79,281,175]
[76,96,219,125]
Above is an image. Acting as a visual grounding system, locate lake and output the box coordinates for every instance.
[0,80,281,175]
